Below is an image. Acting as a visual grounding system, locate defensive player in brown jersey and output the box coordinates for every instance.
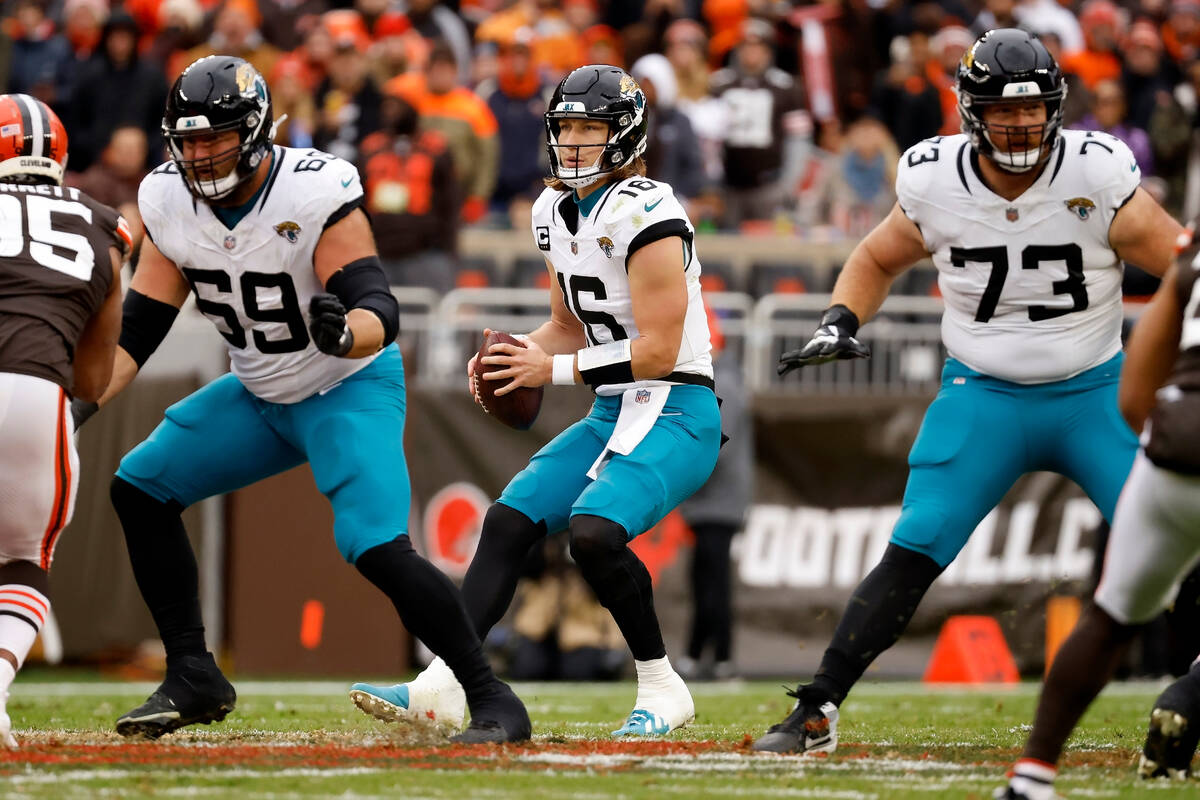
[996,232,1200,799]
[0,94,129,748]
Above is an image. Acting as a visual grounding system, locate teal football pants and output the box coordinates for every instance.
[116,345,409,564]
[498,385,721,539]
[891,353,1137,567]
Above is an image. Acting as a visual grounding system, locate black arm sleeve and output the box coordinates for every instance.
[325,255,400,346]
[119,289,180,368]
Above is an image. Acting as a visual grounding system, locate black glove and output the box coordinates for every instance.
[309,293,354,357]
[70,398,99,430]
[778,304,871,376]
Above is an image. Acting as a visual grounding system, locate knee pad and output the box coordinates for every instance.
[568,515,627,567]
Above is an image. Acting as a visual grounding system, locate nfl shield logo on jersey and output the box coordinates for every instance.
[274,221,302,243]
[1005,207,1019,222]
[223,235,236,250]
[635,389,651,404]
[570,241,578,255]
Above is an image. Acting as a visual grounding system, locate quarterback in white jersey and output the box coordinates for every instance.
[77,56,530,745]
[756,29,1184,761]
[359,65,721,741]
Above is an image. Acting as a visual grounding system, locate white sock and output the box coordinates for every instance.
[634,656,680,705]
[0,584,47,671]
[1010,759,1057,800]
[416,657,460,690]
[0,659,13,698]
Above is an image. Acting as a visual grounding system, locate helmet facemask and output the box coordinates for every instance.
[547,113,637,189]
[958,87,1065,174]
[164,112,270,201]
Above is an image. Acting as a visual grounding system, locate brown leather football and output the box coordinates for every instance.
[473,331,543,430]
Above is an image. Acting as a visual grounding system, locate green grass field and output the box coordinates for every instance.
[2,674,1195,799]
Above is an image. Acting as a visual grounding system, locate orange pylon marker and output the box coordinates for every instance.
[923,615,1019,684]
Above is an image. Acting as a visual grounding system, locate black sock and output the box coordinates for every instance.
[354,535,496,701]
[1023,603,1137,763]
[688,523,735,662]
[111,476,206,666]
[813,543,943,705]
[569,515,665,662]
[460,503,545,638]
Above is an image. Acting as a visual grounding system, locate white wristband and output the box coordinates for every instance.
[552,353,577,385]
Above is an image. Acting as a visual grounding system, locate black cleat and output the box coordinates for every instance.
[1139,667,1200,780]
[449,682,531,745]
[752,685,839,754]
[117,653,236,739]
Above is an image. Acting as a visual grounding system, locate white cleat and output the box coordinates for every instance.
[612,670,694,737]
[349,657,466,733]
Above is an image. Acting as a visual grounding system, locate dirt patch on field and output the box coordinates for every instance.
[0,735,731,773]
[0,735,1138,776]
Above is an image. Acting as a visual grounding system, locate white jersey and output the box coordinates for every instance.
[531,177,712,395]
[139,146,377,403]
[896,130,1140,384]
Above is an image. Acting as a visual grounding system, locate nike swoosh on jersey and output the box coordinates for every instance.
[341,176,353,187]
[644,198,663,212]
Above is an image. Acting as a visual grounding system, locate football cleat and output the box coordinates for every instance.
[0,697,17,749]
[752,685,838,754]
[992,784,1064,800]
[612,671,694,737]
[1139,704,1199,779]
[116,653,236,739]
[350,657,466,733]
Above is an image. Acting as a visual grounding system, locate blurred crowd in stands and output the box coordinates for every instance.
[7,0,1200,291]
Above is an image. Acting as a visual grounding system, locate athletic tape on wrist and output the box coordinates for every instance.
[576,340,634,387]
[552,353,577,385]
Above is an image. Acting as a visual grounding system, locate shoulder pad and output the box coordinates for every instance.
[1065,130,1141,187]
[895,135,952,197]
[531,185,565,221]
[595,178,673,225]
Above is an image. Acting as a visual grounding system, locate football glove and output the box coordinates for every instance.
[70,398,99,430]
[778,304,870,376]
[309,293,354,357]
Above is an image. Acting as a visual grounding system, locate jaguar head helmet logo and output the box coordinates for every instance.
[274,220,301,243]
[1065,197,1096,220]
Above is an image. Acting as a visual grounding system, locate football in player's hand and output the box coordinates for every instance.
[474,331,543,430]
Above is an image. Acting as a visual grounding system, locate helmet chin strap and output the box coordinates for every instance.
[555,147,606,189]
[192,169,243,200]
[982,131,1050,174]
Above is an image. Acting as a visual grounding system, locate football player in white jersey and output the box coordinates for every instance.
[351,65,721,738]
[73,56,530,744]
[996,236,1200,798]
[754,29,1184,757]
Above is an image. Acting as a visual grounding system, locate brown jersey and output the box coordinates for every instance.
[1145,247,1200,474]
[709,65,807,190]
[0,182,130,391]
